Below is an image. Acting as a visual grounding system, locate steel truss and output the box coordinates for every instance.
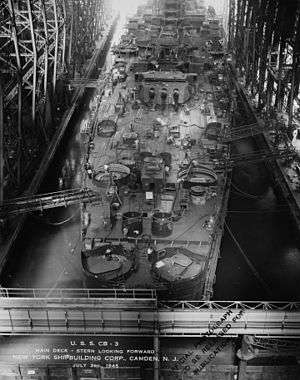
[0,292,300,337]
[0,188,102,217]
[0,0,109,198]
[0,0,66,193]
[228,0,300,126]
[67,0,109,75]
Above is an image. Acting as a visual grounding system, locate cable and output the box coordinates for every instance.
[224,220,273,298]
[227,209,290,214]
[231,182,264,200]
[32,209,79,226]
[45,212,79,226]
[45,270,65,298]
[232,189,261,200]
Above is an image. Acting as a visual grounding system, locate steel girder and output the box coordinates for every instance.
[228,0,300,126]
[67,0,109,75]
[152,0,160,16]
[0,0,66,196]
[0,0,109,199]
[0,297,300,337]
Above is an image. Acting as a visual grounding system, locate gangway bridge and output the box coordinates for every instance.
[215,147,296,169]
[220,116,289,144]
[221,122,267,143]
[68,75,108,89]
[0,288,299,338]
[193,147,295,170]
[0,188,102,218]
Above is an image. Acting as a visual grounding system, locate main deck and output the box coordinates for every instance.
[80,61,230,296]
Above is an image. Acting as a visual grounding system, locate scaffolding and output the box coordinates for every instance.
[228,0,300,126]
[0,0,110,199]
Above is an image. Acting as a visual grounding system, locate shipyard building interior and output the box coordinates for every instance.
[0,0,300,379]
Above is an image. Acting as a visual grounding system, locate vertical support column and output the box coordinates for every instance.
[289,55,297,126]
[237,359,247,380]
[245,27,250,74]
[265,70,274,111]
[154,328,160,380]
[276,40,285,112]
[17,78,22,186]
[27,0,37,124]
[237,335,256,380]
[52,0,59,93]
[257,0,276,109]
[61,0,67,72]
[67,1,74,68]
[245,5,253,87]
[250,26,256,96]
[288,52,299,126]
[41,0,49,96]
[7,0,22,186]
[0,81,3,205]
[41,0,51,140]
[228,0,236,53]
[288,4,300,126]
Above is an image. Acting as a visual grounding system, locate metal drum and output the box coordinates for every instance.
[152,212,173,237]
[190,186,206,205]
[188,167,218,187]
[97,119,117,137]
[122,211,143,237]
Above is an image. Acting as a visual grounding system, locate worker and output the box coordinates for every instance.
[147,247,154,262]
[173,89,179,111]
[123,227,128,237]
[85,162,94,178]
[105,248,112,260]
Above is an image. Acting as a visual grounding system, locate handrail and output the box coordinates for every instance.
[158,300,300,311]
[0,188,102,217]
[0,288,299,311]
[0,288,157,299]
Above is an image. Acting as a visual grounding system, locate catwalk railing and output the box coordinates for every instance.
[0,188,102,217]
[0,289,299,337]
[158,300,300,311]
[0,287,157,299]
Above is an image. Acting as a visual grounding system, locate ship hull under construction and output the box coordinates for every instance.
[80,0,231,299]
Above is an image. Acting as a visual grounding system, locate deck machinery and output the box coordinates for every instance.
[80,0,231,299]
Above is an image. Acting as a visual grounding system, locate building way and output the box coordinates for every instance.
[214,151,300,300]
[1,21,300,301]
